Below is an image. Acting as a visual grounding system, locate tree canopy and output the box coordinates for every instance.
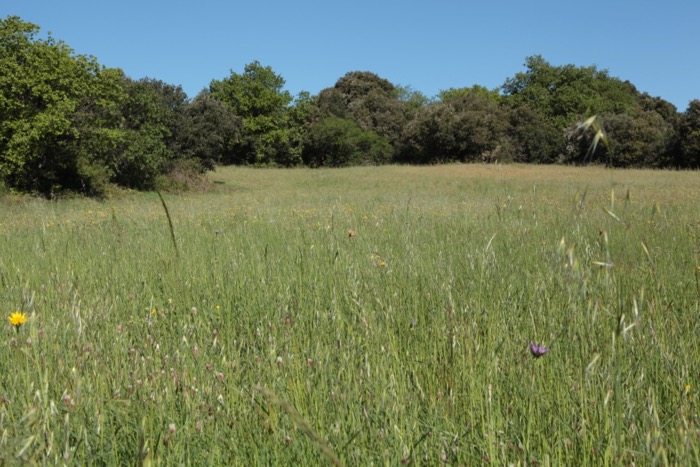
[208,61,295,165]
[1,16,697,197]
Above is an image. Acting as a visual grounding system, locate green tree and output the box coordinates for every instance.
[0,16,112,195]
[501,55,638,129]
[395,85,430,115]
[596,111,676,167]
[439,85,501,104]
[501,55,636,124]
[303,117,392,167]
[277,91,319,167]
[112,77,188,188]
[559,95,681,167]
[401,90,509,163]
[209,61,293,165]
[502,55,682,166]
[65,66,129,194]
[504,103,564,163]
[175,91,242,169]
[317,71,407,151]
[678,100,700,168]
[635,93,680,166]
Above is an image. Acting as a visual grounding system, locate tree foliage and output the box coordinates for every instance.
[208,61,294,165]
[0,16,111,195]
[395,85,430,115]
[317,71,407,148]
[303,117,392,167]
[501,55,638,126]
[678,100,700,168]
[600,111,677,167]
[175,92,242,169]
[401,90,508,163]
[0,16,204,195]
[1,16,697,197]
[504,103,564,163]
[502,55,682,167]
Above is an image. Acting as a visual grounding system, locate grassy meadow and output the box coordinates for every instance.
[1,164,699,465]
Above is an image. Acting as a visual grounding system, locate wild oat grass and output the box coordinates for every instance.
[0,164,698,465]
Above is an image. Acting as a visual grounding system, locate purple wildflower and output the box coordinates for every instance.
[529,342,549,358]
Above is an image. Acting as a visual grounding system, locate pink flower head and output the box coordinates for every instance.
[529,342,549,358]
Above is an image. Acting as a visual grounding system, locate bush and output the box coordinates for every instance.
[154,158,212,193]
[302,117,393,167]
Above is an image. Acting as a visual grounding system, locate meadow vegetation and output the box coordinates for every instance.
[1,164,699,465]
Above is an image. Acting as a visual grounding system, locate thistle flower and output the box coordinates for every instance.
[62,393,75,409]
[8,312,27,331]
[529,342,549,358]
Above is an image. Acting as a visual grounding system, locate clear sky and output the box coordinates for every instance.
[5,1,698,110]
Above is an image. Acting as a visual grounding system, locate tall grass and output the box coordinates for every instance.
[0,164,698,464]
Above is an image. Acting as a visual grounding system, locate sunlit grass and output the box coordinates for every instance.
[1,164,699,464]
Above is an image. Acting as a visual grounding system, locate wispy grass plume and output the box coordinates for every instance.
[156,190,179,258]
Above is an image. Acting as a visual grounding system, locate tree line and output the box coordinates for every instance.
[2,16,699,197]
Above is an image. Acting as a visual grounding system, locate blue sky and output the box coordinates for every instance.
[5,1,699,110]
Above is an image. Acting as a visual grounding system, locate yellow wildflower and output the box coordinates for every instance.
[8,312,27,330]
